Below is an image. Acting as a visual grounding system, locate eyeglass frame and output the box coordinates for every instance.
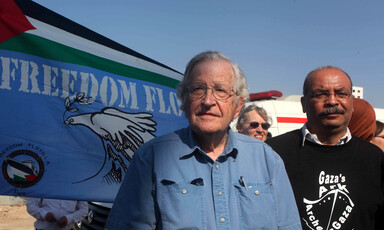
[187,83,237,101]
[249,121,271,130]
[308,90,352,101]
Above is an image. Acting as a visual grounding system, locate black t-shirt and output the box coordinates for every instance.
[266,129,384,230]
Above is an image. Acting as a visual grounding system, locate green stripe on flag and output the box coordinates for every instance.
[13,174,28,182]
[0,33,180,88]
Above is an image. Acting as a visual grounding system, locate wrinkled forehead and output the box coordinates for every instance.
[308,69,352,90]
[190,59,235,83]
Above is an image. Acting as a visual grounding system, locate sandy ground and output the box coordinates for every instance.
[0,204,35,230]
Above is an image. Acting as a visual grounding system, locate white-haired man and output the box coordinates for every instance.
[106,51,301,229]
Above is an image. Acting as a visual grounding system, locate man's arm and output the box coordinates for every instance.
[64,201,88,226]
[105,146,157,230]
[26,198,49,221]
[270,152,302,230]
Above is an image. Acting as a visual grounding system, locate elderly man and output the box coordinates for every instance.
[266,66,384,229]
[105,51,301,229]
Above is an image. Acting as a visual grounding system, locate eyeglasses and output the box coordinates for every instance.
[188,84,236,101]
[249,121,270,130]
[309,91,352,101]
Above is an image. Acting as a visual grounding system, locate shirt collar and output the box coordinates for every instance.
[180,126,238,160]
[301,123,352,146]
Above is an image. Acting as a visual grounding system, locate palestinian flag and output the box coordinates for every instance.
[0,0,187,202]
[1,0,182,86]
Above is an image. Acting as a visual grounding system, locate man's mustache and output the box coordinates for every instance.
[319,107,345,116]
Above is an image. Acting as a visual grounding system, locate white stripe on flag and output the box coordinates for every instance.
[25,17,183,81]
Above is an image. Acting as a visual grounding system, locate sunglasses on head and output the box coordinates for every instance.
[249,121,270,130]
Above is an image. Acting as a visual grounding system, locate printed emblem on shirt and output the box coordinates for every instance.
[302,170,354,230]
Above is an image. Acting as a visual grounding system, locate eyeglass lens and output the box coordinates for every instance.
[310,91,351,100]
[249,121,270,130]
[189,84,233,100]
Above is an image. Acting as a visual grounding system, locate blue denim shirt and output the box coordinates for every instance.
[106,126,301,230]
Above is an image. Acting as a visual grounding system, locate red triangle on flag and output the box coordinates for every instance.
[25,174,37,182]
[0,0,36,43]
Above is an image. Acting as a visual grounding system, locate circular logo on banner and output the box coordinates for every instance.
[2,150,45,188]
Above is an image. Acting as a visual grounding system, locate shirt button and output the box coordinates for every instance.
[220,217,225,223]
[218,190,222,196]
[182,189,187,194]
[215,164,219,169]
[254,190,260,195]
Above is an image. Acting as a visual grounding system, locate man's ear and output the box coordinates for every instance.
[301,96,306,113]
[234,96,245,119]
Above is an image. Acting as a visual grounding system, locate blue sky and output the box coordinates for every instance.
[32,0,384,108]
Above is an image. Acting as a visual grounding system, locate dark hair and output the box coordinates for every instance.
[375,120,384,136]
[303,66,353,96]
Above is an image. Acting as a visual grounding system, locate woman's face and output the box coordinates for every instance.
[238,110,269,142]
[371,129,384,152]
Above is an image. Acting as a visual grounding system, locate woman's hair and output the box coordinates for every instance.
[236,104,271,130]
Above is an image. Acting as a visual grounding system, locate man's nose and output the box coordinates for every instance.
[202,88,216,104]
[325,93,339,105]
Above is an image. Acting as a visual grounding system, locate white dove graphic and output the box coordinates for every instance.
[64,107,156,184]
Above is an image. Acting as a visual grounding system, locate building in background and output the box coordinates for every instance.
[353,86,364,99]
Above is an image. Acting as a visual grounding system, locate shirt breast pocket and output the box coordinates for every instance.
[234,182,276,229]
[158,178,205,230]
